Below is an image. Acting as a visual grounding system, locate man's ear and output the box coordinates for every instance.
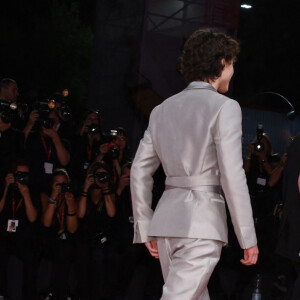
[221,58,226,68]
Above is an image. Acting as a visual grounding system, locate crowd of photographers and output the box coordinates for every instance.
[0,78,164,300]
[0,78,294,300]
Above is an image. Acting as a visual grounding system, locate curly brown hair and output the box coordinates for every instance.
[179,28,239,83]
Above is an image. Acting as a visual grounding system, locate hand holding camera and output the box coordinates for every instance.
[28,109,39,126]
[5,173,15,188]
[65,191,76,208]
[93,171,110,189]
[83,174,95,192]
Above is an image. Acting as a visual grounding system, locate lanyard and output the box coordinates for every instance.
[12,193,23,220]
[40,134,52,161]
[56,196,65,230]
[86,143,92,162]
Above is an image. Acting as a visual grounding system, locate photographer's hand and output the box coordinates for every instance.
[99,143,109,155]
[17,182,30,197]
[28,109,39,125]
[5,173,14,188]
[51,183,61,201]
[0,174,14,213]
[18,183,37,222]
[65,191,78,233]
[116,174,130,196]
[80,124,89,136]
[23,110,39,142]
[65,192,76,210]
[83,174,94,192]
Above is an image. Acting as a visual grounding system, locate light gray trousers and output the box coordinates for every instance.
[157,237,223,300]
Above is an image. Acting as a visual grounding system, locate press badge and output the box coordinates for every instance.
[44,162,53,174]
[83,162,90,170]
[59,233,67,240]
[7,220,19,232]
[257,177,266,186]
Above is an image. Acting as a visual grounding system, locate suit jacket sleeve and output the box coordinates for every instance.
[214,100,257,249]
[130,122,161,243]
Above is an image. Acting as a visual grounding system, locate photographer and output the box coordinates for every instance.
[242,128,285,295]
[99,127,132,184]
[40,168,78,299]
[76,161,120,299]
[25,109,70,192]
[244,131,285,220]
[0,160,38,300]
[0,78,24,129]
[69,110,104,194]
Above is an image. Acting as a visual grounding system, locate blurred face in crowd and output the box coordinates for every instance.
[85,112,99,127]
[52,174,69,192]
[115,133,127,151]
[0,82,19,102]
[16,164,30,174]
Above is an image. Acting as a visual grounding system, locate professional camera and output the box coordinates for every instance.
[15,171,30,185]
[0,99,18,123]
[10,171,30,190]
[106,130,120,159]
[93,171,110,184]
[88,124,101,135]
[56,101,71,120]
[32,99,56,129]
[57,182,72,193]
[254,124,264,152]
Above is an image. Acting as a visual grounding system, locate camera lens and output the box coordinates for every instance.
[94,172,110,183]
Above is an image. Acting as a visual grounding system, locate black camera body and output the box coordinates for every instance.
[94,171,110,184]
[15,171,30,185]
[58,182,72,193]
[0,99,18,123]
[32,99,56,129]
[254,124,264,152]
[88,124,101,135]
[105,130,120,160]
[10,171,30,190]
[56,101,71,120]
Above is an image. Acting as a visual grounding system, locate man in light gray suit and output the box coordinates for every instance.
[130,28,259,300]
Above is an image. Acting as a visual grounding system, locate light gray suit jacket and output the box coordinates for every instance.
[130,81,257,249]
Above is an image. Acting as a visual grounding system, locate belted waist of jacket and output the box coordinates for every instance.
[165,175,221,191]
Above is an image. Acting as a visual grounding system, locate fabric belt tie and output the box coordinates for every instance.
[165,185,221,193]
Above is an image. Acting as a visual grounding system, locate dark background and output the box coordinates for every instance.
[1,0,299,150]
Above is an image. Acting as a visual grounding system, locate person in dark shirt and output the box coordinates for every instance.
[40,168,78,300]
[25,110,70,193]
[76,160,120,299]
[0,160,38,299]
[69,110,104,195]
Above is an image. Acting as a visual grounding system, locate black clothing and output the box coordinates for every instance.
[0,187,39,299]
[0,127,25,183]
[25,132,70,193]
[38,195,77,299]
[277,134,300,262]
[76,192,120,299]
[69,135,102,194]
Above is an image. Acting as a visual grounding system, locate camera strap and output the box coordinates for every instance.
[12,193,23,220]
[56,199,65,232]
[86,143,92,162]
[40,134,52,161]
